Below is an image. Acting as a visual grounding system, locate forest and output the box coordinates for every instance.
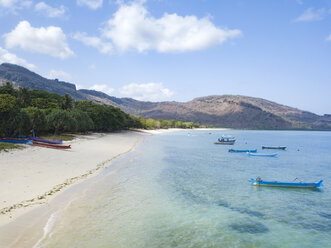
[0,83,201,137]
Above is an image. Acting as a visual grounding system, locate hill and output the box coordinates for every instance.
[1,63,330,130]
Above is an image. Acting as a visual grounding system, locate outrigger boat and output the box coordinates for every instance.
[229,149,257,153]
[31,141,71,149]
[247,152,277,157]
[251,177,323,188]
[214,136,235,145]
[28,136,63,144]
[262,146,286,150]
[0,138,30,144]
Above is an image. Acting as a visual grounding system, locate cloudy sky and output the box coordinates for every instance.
[0,0,330,114]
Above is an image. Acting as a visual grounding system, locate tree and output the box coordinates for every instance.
[31,98,60,110]
[69,109,94,133]
[159,119,170,129]
[11,109,32,135]
[75,101,130,131]
[25,107,47,135]
[17,88,31,108]
[46,109,77,134]
[0,94,18,136]
[0,94,16,113]
[61,94,74,110]
[0,83,16,96]
[145,119,157,129]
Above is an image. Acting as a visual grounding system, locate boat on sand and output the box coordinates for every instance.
[0,138,30,144]
[29,136,63,144]
[31,141,71,149]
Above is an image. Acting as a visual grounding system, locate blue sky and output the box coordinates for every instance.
[0,0,330,114]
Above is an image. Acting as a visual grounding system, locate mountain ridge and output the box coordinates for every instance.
[1,63,330,130]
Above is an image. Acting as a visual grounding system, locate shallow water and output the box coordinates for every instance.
[36,130,331,248]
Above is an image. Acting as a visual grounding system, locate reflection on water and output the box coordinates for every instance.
[37,130,331,248]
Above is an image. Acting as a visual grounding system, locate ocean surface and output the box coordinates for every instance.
[35,130,331,248]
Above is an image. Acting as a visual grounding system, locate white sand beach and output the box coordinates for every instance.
[0,128,210,247]
[0,130,164,229]
[0,130,159,247]
[0,128,189,247]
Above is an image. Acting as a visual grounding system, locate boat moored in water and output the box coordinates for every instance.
[247,152,277,157]
[214,136,236,145]
[251,177,323,188]
[262,146,286,150]
[229,149,257,153]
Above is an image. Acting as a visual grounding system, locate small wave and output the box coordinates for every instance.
[32,212,57,248]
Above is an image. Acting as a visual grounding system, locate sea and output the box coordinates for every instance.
[34,130,331,248]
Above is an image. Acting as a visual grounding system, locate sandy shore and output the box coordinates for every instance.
[0,128,218,247]
[0,130,167,227]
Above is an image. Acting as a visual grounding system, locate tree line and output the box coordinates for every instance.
[0,83,202,137]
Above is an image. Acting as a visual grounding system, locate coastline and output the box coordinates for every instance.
[0,129,179,244]
[0,131,140,226]
[0,128,221,247]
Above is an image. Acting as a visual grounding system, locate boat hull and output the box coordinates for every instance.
[229,149,257,153]
[262,146,286,150]
[247,152,277,157]
[0,138,29,144]
[29,137,63,144]
[31,141,71,149]
[251,179,323,188]
[214,141,235,145]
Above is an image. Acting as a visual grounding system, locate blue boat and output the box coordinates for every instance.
[229,149,257,153]
[0,138,30,144]
[262,146,286,150]
[251,177,323,188]
[247,152,277,157]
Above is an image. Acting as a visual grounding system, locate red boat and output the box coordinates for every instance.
[31,141,71,149]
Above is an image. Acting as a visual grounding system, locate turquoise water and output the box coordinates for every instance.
[36,130,331,248]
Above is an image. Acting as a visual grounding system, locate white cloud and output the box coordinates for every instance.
[294,8,325,22]
[73,32,113,54]
[0,0,31,10]
[0,0,18,7]
[77,0,102,10]
[4,21,74,59]
[75,83,84,90]
[0,46,36,71]
[326,34,331,41]
[101,1,241,53]
[295,0,303,5]
[89,84,115,95]
[48,69,72,81]
[118,82,174,101]
[35,2,66,18]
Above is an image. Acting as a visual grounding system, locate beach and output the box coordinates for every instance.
[0,129,175,247]
[0,130,330,248]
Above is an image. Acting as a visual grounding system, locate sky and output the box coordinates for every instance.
[0,0,331,115]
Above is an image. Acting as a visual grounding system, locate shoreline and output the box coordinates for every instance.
[0,128,223,247]
[0,129,180,247]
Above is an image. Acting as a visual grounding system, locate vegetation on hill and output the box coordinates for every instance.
[0,83,201,137]
[2,63,331,130]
